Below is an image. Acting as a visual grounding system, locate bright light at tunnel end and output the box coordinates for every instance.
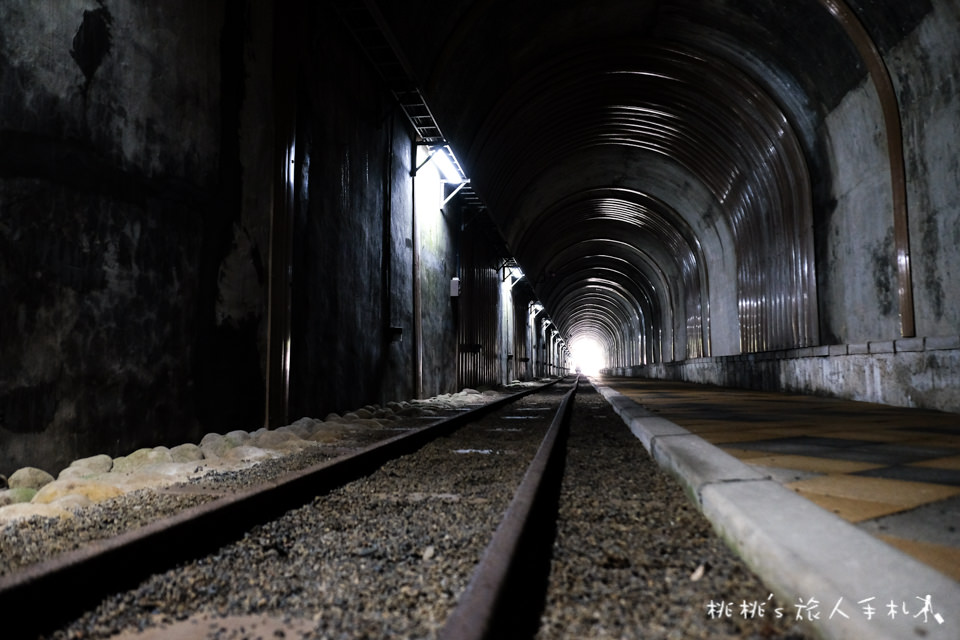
[569,337,606,376]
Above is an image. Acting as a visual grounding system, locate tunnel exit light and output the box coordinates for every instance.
[570,337,605,376]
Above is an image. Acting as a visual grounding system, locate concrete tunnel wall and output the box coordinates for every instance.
[1,1,959,474]
[1,1,227,474]
[0,1,563,475]
[814,1,960,345]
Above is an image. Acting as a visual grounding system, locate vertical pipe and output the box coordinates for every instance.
[265,0,298,428]
[411,147,423,398]
[380,116,393,355]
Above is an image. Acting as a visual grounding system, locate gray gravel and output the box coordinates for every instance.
[0,446,359,578]
[0,490,216,577]
[47,387,569,639]
[535,382,812,639]
[8,380,818,638]
[0,390,516,578]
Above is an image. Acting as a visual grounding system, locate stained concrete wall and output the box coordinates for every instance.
[289,17,403,415]
[814,1,959,345]
[0,1,465,474]
[612,339,960,414]
[285,7,460,417]
[198,0,272,435]
[890,0,960,339]
[819,79,900,343]
[0,1,234,473]
[271,4,487,424]
[415,156,460,399]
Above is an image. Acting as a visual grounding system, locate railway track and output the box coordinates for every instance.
[4,377,812,639]
[2,377,578,639]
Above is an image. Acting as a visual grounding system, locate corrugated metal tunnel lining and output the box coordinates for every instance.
[373,1,842,365]
[476,41,817,359]
[523,190,705,364]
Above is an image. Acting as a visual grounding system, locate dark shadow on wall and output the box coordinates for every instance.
[193,1,266,434]
[70,2,112,95]
[194,318,266,432]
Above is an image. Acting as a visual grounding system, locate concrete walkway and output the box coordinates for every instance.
[594,376,960,640]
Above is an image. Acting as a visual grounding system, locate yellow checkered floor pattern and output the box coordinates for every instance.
[600,377,960,582]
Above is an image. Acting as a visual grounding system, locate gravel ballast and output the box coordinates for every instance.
[535,382,811,639]
[47,386,569,639]
[0,388,518,578]
[5,379,818,638]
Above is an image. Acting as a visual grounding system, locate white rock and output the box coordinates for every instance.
[8,467,55,491]
[283,418,318,438]
[252,430,298,447]
[0,487,36,506]
[224,430,251,446]
[32,479,126,504]
[199,433,232,459]
[51,494,94,512]
[112,447,174,473]
[222,446,280,463]
[0,502,73,523]
[62,454,113,476]
[169,443,204,463]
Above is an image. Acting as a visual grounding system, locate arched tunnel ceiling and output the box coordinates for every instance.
[373,0,929,363]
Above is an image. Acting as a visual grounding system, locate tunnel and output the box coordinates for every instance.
[0,0,959,522]
[1,2,960,636]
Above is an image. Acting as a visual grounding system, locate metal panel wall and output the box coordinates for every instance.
[510,288,536,381]
[457,222,503,389]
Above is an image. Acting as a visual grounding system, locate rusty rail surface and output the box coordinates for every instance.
[439,375,579,640]
[0,378,564,639]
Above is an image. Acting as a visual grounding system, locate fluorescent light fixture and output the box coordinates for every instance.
[503,265,524,289]
[431,145,464,184]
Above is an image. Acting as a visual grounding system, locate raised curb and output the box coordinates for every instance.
[594,381,960,640]
[651,434,769,500]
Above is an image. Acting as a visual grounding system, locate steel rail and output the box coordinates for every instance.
[439,375,580,640]
[0,378,563,640]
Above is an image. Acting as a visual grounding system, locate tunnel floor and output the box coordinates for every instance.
[599,376,960,584]
[595,376,960,640]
